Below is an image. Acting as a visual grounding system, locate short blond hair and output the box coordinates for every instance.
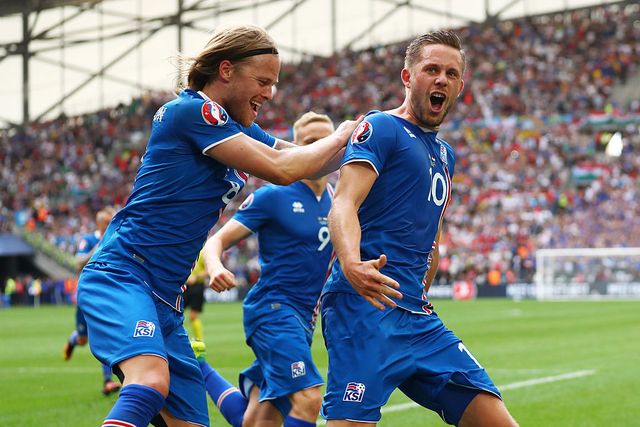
[405,30,466,73]
[96,206,116,223]
[293,111,333,138]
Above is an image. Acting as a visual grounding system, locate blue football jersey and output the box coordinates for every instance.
[76,231,101,257]
[323,111,455,314]
[235,181,334,333]
[91,89,276,310]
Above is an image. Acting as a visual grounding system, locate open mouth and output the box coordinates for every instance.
[250,101,261,114]
[429,92,446,112]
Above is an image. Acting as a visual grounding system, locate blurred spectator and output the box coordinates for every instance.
[1,3,639,292]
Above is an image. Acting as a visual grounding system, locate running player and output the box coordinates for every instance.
[184,251,207,342]
[194,112,335,427]
[322,30,518,426]
[77,25,359,427]
[63,207,120,396]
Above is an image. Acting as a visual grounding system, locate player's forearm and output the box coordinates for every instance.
[309,147,346,178]
[275,134,344,183]
[328,200,363,268]
[202,236,226,272]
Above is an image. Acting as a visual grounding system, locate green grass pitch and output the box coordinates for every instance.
[1,299,638,426]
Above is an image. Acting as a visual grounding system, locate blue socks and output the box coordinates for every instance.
[284,415,316,427]
[101,363,113,382]
[199,359,247,427]
[198,359,317,427]
[102,384,165,427]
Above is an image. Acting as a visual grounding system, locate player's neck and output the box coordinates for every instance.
[200,82,228,108]
[387,104,438,132]
[301,178,327,198]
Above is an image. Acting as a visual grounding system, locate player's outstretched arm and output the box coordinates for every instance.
[274,138,346,179]
[202,219,252,292]
[329,163,402,310]
[206,118,361,185]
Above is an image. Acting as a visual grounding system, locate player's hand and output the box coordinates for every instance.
[343,254,401,310]
[334,115,364,146]
[208,266,236,292]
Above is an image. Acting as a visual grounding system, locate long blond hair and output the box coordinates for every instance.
[176,25,278,91]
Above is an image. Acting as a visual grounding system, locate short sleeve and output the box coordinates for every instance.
[341,112,397,175]
[244,123,276,148]
[232,185,275,233]
[174,98,244,154]
[75,236,93,256]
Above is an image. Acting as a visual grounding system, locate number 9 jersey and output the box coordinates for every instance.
[234,181,334,336]
[323,111,456,314]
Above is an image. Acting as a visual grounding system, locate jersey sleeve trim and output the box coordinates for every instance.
[341,158,380,176]
[201,132,243,154]
[229,217,257,234]
[272,138,287,149]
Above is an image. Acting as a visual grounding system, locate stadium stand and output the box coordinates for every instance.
[1,3,639,302]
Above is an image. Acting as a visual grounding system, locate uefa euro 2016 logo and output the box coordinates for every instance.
[201,100,229,126]
[351,121,372,144]
[133,320,156,338]
[343,382,366,402]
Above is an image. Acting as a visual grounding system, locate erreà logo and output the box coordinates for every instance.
[351,121,372,144]
[201,100,229,126]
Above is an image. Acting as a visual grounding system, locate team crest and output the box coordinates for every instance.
[239,193,254,211]
[439,142,448,165]
[291,361,306,378]
[201,100,229,126]
[351,121,372,144]
[133,320,156,338]
[343,382,366,402]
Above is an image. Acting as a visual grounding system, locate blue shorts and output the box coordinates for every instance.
[320,292,501,425]
[75,306,88,337]
[239,307,324,416]
[77,262,209,426]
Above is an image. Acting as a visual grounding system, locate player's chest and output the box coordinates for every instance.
[274,195,330,239]
[396,137,451,209]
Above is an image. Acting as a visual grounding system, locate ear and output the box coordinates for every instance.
[218,60,234,83]
[457,79,465,97]
[401,67,411,89]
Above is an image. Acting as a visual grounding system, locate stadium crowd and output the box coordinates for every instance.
[1,3,639,300]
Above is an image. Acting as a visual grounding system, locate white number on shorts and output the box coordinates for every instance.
[458,343,483,368]
[317,226,330,251]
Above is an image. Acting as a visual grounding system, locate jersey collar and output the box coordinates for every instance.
[197,90,211,101]
[390,113,439,137]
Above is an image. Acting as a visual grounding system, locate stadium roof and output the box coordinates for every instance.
[0,234,35,257]
[0,0,629,127]
[0,1,89,17]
